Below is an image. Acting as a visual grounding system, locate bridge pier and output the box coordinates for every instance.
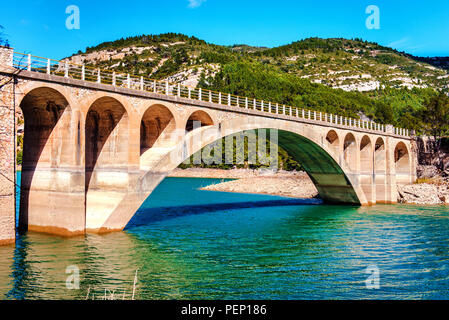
[0,87,15,244]
[0,46,15,245]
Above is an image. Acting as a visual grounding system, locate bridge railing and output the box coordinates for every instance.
[11,51,410,137]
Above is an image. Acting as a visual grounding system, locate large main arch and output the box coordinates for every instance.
[89,116,368,233]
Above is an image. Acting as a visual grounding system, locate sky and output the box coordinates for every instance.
[1,0,449,59]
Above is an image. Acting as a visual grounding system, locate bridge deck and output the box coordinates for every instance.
[5,51,410,139]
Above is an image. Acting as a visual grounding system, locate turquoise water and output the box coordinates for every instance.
[1,173,449,299]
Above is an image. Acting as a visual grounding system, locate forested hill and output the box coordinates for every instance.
[65,33,449,132]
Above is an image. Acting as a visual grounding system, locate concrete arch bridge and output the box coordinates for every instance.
[0,49,416,238]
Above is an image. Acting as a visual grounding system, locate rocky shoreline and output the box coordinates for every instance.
[170,168,449,205]
[398,182,449,205]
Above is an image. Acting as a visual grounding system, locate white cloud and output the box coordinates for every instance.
[187,0,206,8]
[387,37,426,53]
[387,37,411,49]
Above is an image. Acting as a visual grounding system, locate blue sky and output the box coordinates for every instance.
[1,0,449,59]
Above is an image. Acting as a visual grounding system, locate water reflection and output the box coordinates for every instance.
[3,177,449,300]
[0,244,14,298]
[2,231,198,300]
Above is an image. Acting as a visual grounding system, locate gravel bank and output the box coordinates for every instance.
[200,171,319,199]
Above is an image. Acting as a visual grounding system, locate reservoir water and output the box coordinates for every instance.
[1,172,449,299]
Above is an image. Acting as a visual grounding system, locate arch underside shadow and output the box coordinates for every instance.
[92,121,364,233]
[277,131,360,205]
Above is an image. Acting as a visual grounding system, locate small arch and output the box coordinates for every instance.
[80,92,134,119]
[140,104,176,155]
[18,87,72,231]
[185,110,214,132]
[359,135,373,203]
[395,142,411,185]
[374,137,386,173]
[325,130,340,155]
[85,96,129,191]
[360,135,373,174]
[343,133,357,171]
[374,137,387,202]
[395,142,410,172]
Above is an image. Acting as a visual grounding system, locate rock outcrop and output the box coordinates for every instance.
[417,165,440,179]
[398,182,449,205]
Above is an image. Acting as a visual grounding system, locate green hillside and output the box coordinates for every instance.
[63,33,449,170]
[67,33,447,128]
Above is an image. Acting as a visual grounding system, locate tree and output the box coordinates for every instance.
[0,25,9,47]
[397,105,422,133]
[374,102,394,124]
[420,92,449,168]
